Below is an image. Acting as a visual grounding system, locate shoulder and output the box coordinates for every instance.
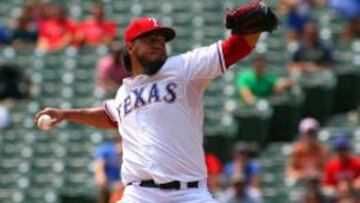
[237,69,253,79]
[319,143,328,153]
[292,141,305,152]
[104,20,116,27]
[325,157,338,168]
[65,19,77,27]
[39,19,51,27]
[351,157,360,166]
[78,20,92,27]
[249,160,260,169]
[98,55,112,65]
[264,72,278,81]
[178,41,222,59]
[240,68,252,74]
[224,162,234,171]
[115,85,126,97]
[318,40,332,49]
[96,142,114,154]
[157,54,185,75]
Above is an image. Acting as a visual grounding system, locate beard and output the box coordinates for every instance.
[138,54,167,76]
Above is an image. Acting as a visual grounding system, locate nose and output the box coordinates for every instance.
[151,35,165,44]
[152,37,165,49]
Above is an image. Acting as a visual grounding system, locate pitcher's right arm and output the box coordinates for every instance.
[34,107,118,129]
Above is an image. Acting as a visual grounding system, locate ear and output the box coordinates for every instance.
[126,42,135,55]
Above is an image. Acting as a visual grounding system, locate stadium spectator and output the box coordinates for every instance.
[329,0,360,41]
[9,0,42,48]
[0,23,11,45]
[96,40,130,92]
[75,3,117,47]
[37,4,76,52]
[94,133,124,203]
[0,104,11,134]
[284,6,311,42]
[218,174,263,203]
[279,0,327,15]
[0,64,31,100]
[19,0,51,23]
[323,133,360,202]
[295,173,328,203]
[235,55,294,105]
[288,20,334,75]
[205,151,223,196]
[286,117,328,182]
[224,142,261,193]
[34,1,53,22]
[278,0,317,42]
[10,15,38,47]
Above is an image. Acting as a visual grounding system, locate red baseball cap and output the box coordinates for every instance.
[124,17,176,45]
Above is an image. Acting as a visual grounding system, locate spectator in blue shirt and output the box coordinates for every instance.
[10,16,38,47]
[94,134,123,203]
[0,23,10,45]
[224,142,261,191]
[218,174,262,203]
[285,6,311,42]
[329,0,360,41]
[289,20,334,75]
[280,0,326,42]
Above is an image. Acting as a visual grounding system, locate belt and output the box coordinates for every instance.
[127,180,199,190]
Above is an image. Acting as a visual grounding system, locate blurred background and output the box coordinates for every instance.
[0,0,359,203]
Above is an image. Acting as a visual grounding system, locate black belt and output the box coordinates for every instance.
[127,180,199,190]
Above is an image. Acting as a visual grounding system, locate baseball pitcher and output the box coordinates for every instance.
[34,1,279,202]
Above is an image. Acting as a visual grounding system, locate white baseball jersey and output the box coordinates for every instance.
[103,41,226,184]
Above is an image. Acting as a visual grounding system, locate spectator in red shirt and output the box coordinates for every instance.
[75,3,117,47]
[324,133,360,202]
[96,40,130,92]
[37,4,76,52]
[205,152,223,196]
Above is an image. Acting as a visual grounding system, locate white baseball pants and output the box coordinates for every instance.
[118,184,218,203]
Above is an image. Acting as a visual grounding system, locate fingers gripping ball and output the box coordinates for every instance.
[37,114,53,131]
[226,0,280,35]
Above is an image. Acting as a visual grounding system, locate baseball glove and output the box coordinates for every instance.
[225,0,280,35]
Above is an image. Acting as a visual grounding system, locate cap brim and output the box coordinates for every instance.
[153,27,176,42]
[136,27,176,42]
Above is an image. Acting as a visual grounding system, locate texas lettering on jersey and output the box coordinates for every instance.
[115,82,178,120]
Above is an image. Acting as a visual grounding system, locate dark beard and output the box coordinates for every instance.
[137,53,167,76]
[143,60,166,75]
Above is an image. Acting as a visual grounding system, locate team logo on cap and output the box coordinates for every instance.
[148,18,159,27]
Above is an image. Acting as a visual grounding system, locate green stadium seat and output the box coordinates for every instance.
[24,188,59,203]
[64,143,93,158]
[333,69,360,113]
[0,189,20,203]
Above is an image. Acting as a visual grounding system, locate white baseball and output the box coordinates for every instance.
[37,114,53,131]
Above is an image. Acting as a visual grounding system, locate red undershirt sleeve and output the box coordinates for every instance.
[221,34,254,68]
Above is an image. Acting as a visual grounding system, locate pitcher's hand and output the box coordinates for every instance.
[34,107,66,129]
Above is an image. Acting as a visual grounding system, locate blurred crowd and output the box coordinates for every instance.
[95,117,360,203]
[280,0,360,42]
[0,0,360,203]
[207,117,360,203]
[0,1,117,51]
[0,0,358,98]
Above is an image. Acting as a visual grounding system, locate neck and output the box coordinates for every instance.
[131,58,145,76]
[94,17,103,22]
[304,39,316,47]
[340,156,350,163]
[235,190,244,198]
